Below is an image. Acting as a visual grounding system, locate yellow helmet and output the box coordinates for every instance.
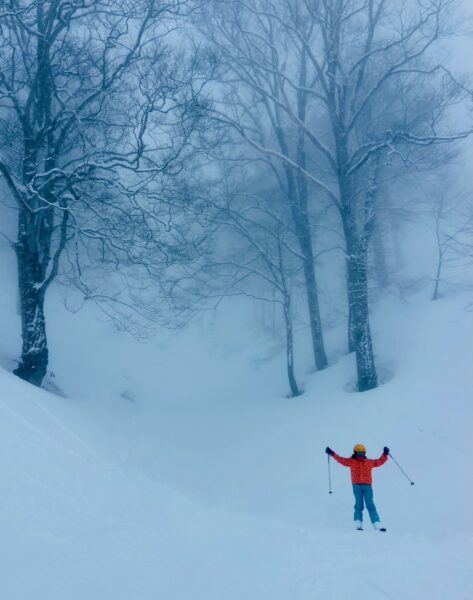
[353,443,366,453]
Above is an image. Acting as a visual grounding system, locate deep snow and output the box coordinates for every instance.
[0,241,472,599]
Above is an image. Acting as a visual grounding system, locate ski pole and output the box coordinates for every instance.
[389,453,415,485]
[327,454,333,494]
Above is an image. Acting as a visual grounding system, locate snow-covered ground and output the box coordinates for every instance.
[0,240,472,599]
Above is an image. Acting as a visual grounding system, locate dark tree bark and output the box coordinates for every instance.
[14,260,48,386]
[12,193,68,385]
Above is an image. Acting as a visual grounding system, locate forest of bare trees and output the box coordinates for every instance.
[1,0,471,393]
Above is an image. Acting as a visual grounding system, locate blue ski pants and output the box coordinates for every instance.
[352,484,380,523]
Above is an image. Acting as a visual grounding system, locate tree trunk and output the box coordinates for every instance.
[347,288,357,353]
[277,161,327,370]
[345,232,377,392]
[371,215,389,289]
[300,238,328,371]
[13,218,49,387]
[287,173,327,371]
[432,248,443,300]
[283,294,301,397]
[294,48,328,372]
[432,203,445,301]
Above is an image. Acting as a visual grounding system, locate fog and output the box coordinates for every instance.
[0,2,472,598]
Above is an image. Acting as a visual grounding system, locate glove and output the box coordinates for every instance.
[325,447,334,456]
[383,446,390,455]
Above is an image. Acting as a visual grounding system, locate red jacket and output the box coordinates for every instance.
[332,452,388,484]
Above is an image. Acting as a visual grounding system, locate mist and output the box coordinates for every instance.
[0,1,472,598]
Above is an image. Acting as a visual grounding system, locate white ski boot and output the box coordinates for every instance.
[355,521,363,530]
[373,522,386,532]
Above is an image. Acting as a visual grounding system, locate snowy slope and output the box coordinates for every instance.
[1,365,471,600]
[0,263,472,598]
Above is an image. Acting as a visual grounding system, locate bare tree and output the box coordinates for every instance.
[215,195,305,397]
[0,0,204,385]
[196,1,329,372]
[425,190,473,300]
[165,163,305,396]
[200,0,471,391]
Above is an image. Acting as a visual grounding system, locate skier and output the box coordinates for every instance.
[325,444,389,531]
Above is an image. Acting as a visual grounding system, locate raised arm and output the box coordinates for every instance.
[326,447,352,467]
[371,448,389,468]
